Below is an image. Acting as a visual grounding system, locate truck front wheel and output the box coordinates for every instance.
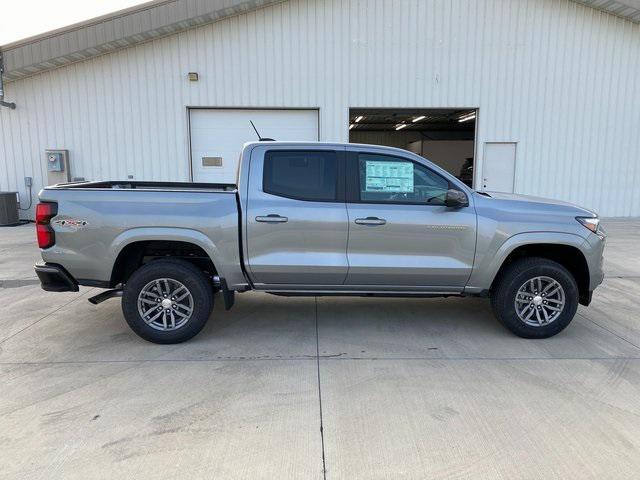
[490,257,579,338]
[122,259,214,344]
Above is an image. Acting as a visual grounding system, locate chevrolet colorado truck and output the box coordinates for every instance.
[34,142,605,343]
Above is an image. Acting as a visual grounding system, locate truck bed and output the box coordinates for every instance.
[38,181,245,289]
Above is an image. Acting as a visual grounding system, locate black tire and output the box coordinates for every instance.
[490,257,579,339]
[122,259,214,344]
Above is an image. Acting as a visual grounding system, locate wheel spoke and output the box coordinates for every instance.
[144,309,163,324]
[170,285,186,298]
[534,308,543,325]
[175,291,190,302]
[545,298,563,304]
[141,290,161,300]
[524,306,536,321]
[174,303,192,314]
[541,307,550,324]
[545,287,560,297]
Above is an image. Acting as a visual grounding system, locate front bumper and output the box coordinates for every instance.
[585,232,606,290]
[34,263,79,292]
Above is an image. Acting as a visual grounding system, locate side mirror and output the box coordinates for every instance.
[444,189,468,208]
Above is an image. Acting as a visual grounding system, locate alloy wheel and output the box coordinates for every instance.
[514,276,566,327]
[137,278,194,331]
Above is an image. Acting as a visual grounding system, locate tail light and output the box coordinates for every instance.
[36,202,58,249]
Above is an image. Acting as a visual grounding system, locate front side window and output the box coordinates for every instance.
[358,154,449,205]
[264,150,337,201]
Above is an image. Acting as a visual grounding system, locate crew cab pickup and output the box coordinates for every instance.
[34,142,605,343]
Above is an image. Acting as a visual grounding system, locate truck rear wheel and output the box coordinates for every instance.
[122,259,214,344]
[490,257,579,339]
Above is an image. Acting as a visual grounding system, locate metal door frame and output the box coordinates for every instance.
[481,141,518,193]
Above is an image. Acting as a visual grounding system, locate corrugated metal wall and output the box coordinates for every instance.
[1,0,639,217]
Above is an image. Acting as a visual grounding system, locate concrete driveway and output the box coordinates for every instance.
[1,220,640,479]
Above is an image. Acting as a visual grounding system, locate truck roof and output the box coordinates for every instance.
[242,140,418,157]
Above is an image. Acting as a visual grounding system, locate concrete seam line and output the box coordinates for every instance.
[4,357,640,366]
[315,297,327,480]
[0,288,95,345]
[576,312,640,352]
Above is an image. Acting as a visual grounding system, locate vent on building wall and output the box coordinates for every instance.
[202,157,223,167]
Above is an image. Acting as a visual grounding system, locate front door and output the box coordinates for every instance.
[245,146,348,286]
[345,151,476,289]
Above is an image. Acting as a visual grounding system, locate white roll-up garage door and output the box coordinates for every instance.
[189,108,319,183]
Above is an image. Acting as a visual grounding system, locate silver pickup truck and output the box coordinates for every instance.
[34,141,605,343]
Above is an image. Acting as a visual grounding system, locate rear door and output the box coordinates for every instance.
[245,145,348,286]
[344,150,476,289]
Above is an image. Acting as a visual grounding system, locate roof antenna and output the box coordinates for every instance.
[249,120,275,141]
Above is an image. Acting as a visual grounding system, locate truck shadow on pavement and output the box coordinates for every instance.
[1,287,634,364]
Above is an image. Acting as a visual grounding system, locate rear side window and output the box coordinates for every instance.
[263,150,338,201]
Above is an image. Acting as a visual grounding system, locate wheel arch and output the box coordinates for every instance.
[109,228,222,287]
[487,234,591,306]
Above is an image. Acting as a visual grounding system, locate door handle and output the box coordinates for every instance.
[355,217,386,226]
[255,214,288,223]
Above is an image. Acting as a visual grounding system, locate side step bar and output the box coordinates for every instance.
[88,289,123,305]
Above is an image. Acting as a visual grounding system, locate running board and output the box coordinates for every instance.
[266,291,464,298]
[88,289,123,305]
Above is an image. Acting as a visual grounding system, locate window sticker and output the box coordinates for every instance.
[365,161,414,193]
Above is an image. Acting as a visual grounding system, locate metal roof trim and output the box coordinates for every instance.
[1,0,284,82]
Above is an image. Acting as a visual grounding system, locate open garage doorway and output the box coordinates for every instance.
[349,108,477,188]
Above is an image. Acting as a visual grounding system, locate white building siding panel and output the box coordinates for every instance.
[189,108,319,182]
[1,0,640,217]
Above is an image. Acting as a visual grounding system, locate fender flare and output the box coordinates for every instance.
[466,231,588,292]
[109,227,228,279]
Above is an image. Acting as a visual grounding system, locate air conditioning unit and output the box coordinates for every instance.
[0,192,19,226]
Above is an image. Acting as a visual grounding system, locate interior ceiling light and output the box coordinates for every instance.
[349,124,355,130]
[395,123,408,130]
[458,112,476,123]
[412,115,426,122]
[355,115,364,123]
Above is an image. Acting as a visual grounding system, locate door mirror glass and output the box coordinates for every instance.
[444,189,469,208]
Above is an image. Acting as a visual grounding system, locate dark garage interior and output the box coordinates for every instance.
[349,108,477,187]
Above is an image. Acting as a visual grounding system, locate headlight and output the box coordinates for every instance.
[576,216,600,234]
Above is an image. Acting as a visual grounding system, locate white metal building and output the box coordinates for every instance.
[1,0,639,218]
